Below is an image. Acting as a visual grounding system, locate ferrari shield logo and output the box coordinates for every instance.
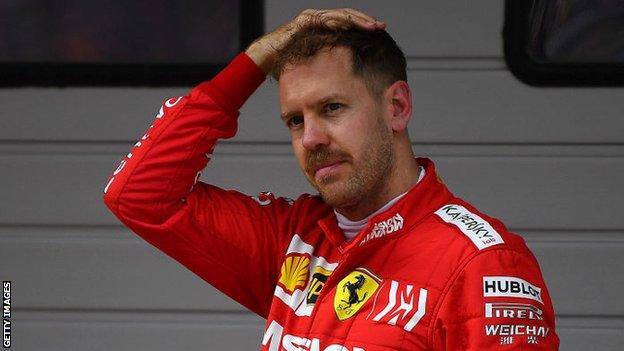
[334,268,381,321]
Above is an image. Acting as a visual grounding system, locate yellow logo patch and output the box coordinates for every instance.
[307,266,333,305]
[334,268,381,321]
[278,254,310,294]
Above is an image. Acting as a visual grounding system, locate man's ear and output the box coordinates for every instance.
[385,80,412,132]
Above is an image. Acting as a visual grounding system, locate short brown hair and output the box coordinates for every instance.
[272,26,407,97]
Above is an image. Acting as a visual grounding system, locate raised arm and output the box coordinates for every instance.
[102,53,292,316]
[102,8,384,317]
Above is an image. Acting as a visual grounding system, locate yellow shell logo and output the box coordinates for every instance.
[278,255,310,293]
[334,268,381,321]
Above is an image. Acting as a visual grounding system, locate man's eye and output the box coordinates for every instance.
[287,116,304,128]
[326,103,343,112]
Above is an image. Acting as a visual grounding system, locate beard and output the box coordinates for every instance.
[305,117,395,210]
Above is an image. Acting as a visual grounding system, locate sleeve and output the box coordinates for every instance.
[432,248,560,350]
[102,53,293,318]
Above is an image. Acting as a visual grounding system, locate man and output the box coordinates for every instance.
[103,8,559,350]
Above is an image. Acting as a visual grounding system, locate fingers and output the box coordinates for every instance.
[245,8,383,73]
[342,8,385,29]
[296,8,385,32]
[326,8,383,30]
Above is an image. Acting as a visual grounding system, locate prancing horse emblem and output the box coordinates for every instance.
[341,274,367,308]
[334,268,381,321]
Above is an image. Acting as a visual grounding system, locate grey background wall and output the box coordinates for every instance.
[1,0,623,350]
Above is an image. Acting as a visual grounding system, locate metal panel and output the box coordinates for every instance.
[557,317,624,351]
[0,233,245,311]
[1,232,622,319]
[3,70,624,143]
[13,311,264,351]
[1,2,621,350]
[10,314,624,351]
[13,310,623,351]
[264,0,503,57]
[410,70,624,144]
[1,149,622,229]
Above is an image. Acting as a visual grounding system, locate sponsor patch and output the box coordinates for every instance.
[274,235,337,316]
[500,336,514,345]
[368,280,428,332]
[278,254,310,294]
[483,276,543,304]
[307,266,332,305]
[334,268,381,321]
[485,324,550,338]
[485,302,543,320]
[360,213,404,245]
[434,204,504,250]
[263,320,365,351]
[527,336,539,344]
[251,191,295,206]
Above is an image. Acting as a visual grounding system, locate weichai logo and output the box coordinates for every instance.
[262,320,365,351]
[484,324,550,337]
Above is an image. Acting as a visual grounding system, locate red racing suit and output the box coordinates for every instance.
[103,53,559,350]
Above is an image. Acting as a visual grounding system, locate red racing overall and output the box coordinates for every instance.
[104,53,559,350]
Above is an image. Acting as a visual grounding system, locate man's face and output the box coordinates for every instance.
[279,46,395,210]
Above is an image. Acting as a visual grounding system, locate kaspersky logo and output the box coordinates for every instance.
[334,268,381,320]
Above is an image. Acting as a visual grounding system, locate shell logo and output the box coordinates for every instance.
[278,255,310,293]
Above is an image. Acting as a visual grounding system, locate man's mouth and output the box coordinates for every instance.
[312,160,345,180]
[306,148,351,182]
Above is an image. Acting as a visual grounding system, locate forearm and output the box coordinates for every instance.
[103,53,266,224]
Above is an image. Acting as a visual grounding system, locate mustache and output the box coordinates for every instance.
[306,148,350,172]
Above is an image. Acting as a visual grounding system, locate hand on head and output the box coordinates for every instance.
[245,8,385,74]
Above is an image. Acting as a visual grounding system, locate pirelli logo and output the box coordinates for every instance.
[485,302,543,320]
[434,204,504,250]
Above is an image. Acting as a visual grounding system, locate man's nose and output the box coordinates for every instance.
[301,117,330,150]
